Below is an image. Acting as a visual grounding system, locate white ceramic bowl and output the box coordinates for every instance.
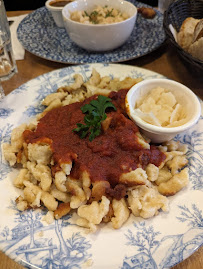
[45,0,74,27]
[62,0,137,51]
[126,78,201,143]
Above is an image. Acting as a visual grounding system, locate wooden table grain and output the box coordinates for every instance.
[0,10,202,269]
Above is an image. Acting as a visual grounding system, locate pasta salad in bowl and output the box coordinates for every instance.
[62,0,137,51]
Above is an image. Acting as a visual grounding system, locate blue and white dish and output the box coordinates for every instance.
[0,63,203,269]
[17,1,165,64]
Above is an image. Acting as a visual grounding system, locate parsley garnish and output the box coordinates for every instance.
[84,11,89,17]
[84,10,100,23]
[89,11,99,24]
[73,95,116,141]
[105,8,114,18]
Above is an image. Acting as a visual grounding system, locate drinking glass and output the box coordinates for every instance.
[0,0,17,98]
[158,0,174,13]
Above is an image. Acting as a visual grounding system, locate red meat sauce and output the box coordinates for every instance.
[23,89,166,195]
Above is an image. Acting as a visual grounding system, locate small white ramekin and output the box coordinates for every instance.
[125,78,201,143]
[46,0,74,27]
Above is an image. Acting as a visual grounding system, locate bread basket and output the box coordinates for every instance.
[163,0,203,73]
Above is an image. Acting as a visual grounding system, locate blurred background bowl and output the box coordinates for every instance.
[163,0,203,73]
[125,78,201,143]
[62,0,137,51]
[46,0,74,27]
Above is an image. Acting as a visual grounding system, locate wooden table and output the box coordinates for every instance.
[0,10,203,269]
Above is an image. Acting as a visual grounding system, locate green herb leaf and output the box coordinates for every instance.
[73,95,116,141]
[88,10,100,24]
[84,11,89,17]
[105,8,114,18]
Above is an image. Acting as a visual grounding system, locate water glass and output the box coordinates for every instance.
[0,0,17,82]
[158,0,174,13]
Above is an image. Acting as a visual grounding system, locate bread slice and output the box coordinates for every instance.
[193,19,203,42]
[188,37,203,61]
[187,19,203,61]
[177,17,200,50]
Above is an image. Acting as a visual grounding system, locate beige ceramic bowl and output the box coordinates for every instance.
[62,0,137,51]
[46,0,74,27]
[126,78,201,143]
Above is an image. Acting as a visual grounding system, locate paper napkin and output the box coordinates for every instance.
[8,14,27,61]
[169,24,178,42]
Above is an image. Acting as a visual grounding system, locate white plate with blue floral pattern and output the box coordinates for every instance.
[0,63,203,269]
[17,1,165,64]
